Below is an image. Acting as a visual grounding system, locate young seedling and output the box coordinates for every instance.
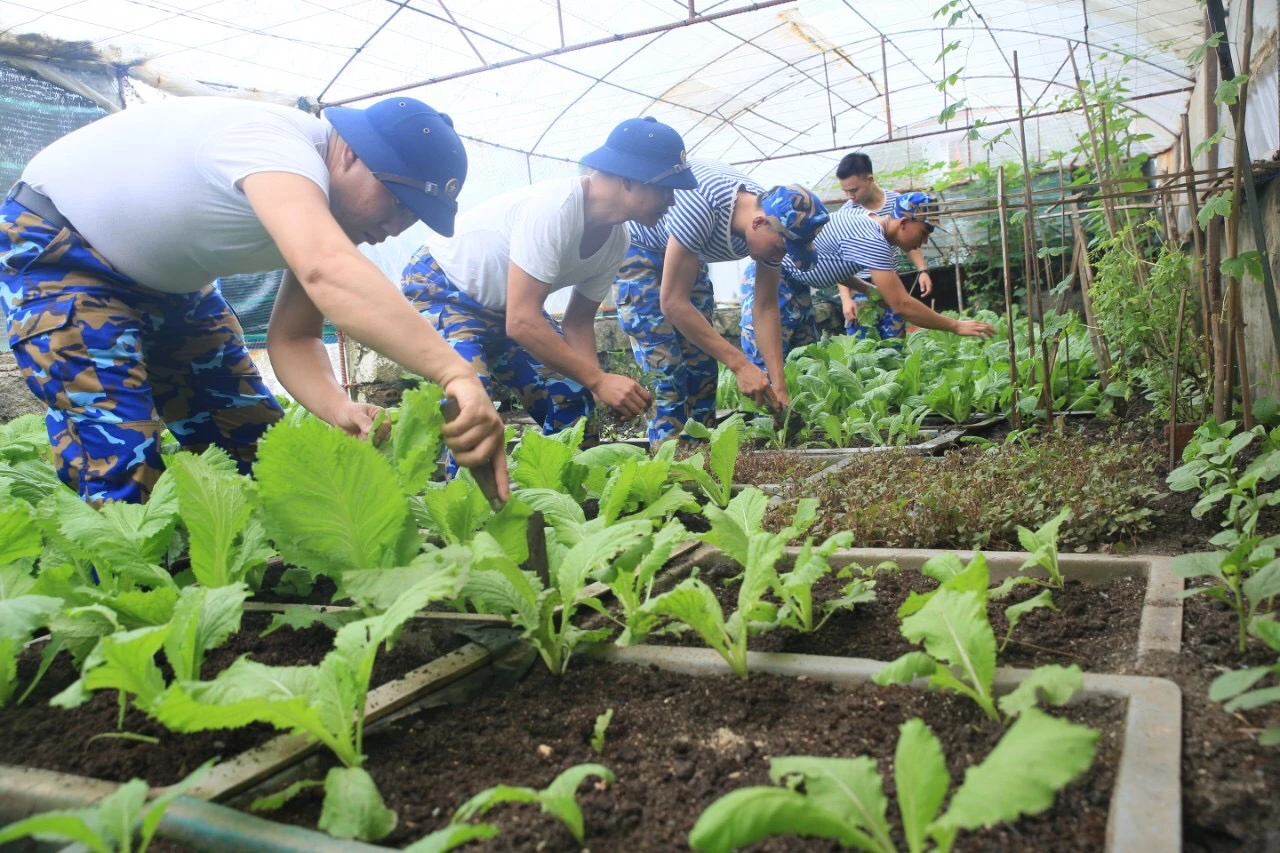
[1210,619,1280,746]
[689,712,1099,853]
[448,763,615,846]
[154,571,464,841]
[591,708,614,754]
[1014,507,1072,589]
[673,414,747,508]
[0,759,214,853]
[876,555,1081,722]
[1174,536,1280,653]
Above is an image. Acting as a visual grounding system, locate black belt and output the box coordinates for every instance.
[8,182,73,232]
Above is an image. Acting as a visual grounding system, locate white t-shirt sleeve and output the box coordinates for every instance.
[507,193,576,284]
[198,117,331,197]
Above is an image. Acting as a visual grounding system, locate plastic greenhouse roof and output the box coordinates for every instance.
[1,0,1209,192]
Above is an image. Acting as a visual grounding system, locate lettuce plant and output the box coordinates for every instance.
[1210,619,1280,746]
[688,711,1098,853]
[461,522,653,675]
[1168,420,1280,544]
[1173,536,1280,653]
[876,554,1079,722]
[154,571,463,841]
[449,763,615,846]
[0,759,214,853]
[1014,507,1072,589]
[673,414,746,508]
[592,519,696,645]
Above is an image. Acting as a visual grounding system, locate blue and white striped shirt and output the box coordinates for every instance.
[841,187,899,217]
[782,205,899,289]
[628,160,777,266]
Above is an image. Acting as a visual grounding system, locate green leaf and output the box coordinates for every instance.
[938,99,967,124]
[1259,727,1280,746]
[996,664,1083,717]
[166,448,262,588]
[256,418,414,578]
[417,477,490,545]
[250,778,324,812]
[591,708,614,753]
[403,823,501,853]
[1002,590,1057,642]
[894,719,949,853]
[1171,551,1226,580]
[1221,251,1265,283]
[648,579,737,675]
[1215,73,1249,106]
[138,759,217,851]
[513,429,587,497]
[1223,684,1280,712]
[1197,191,1233,229]
[873,651,938,685]
[1244,561,1280,604]
[340,546,468,613]
[163,583,250,681]
[53,623,170,711]
[452,764,614,845]
[318,766,397,841]
[688,787,863,853]
[391,384,446,495]
[901,589,997,719]
[0,499,41,565]
[771,756,895,850]
[1192,127,1227,161]
[932,708,1098,834]
[1209,665,1273,702]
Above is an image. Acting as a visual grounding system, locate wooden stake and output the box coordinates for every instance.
[998,167,1023,429]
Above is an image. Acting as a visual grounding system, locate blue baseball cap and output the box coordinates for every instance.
[894,190,946,231]
[325,97,468,236]
[580,117,698,190]
[761,184,830,271]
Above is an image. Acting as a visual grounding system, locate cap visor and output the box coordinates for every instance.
[581,149,698,190]
[388,183,456,237]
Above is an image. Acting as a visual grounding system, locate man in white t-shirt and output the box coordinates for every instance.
[0,95,506,505]
[402,117,695,437]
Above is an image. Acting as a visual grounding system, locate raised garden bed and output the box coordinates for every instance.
[643,547,1180,673]
[0,613,466,789]
[232,646,1179,852]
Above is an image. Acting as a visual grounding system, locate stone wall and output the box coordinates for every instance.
[0,349,42,423]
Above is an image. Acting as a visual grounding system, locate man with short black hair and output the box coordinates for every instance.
[401,116,695,435]
[0,95,506,504]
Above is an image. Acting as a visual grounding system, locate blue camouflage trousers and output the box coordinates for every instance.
[737,260,819,370]
[401,249,592,436]
[846,294,907,343]
[0,197,282,505]
[614,243,717,446]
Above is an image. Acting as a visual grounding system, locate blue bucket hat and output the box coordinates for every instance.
[894,190,946,231]
[580,117,698,190]
[761,184,830,271]
[325,97,468,237]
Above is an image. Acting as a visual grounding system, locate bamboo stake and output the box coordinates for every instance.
[1171,288,1188,468]
[1071,207,1113,384]
[1069,46,1120,240]
[1181,113,1215,420]
[1223,0,1255,428]
[998,167,1023,429]
[1202,16,1227,422]
[1014,51,1053,419]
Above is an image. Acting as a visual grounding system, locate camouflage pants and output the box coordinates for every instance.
[846,294,906,344]
[401,249,592,436]
[0,198,281,505]
[737,260,819,370]
[614,243,717,445]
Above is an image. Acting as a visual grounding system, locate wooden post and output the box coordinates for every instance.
[1203,17,1226,422]
[1171,289,1188,468]
[1071,207,1113,384]
[998,167,1022,429]
[881,35,893,139]
[1223,0,1255,428]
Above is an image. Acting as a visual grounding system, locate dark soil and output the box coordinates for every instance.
[0,612,456,785]
[1142,593,1280,853]
[733,451,832,485]
[250,560,339,605]
[260,659,1125,852]
[652,557,1146,673]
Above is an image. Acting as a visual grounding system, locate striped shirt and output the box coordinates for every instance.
[782,205,899,289]
[628,159,778,266]
[842,187,899,217]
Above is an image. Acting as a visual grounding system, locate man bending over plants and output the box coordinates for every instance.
[402,117,692,438]
[739,193,994,368]
[614,160,828,448]
[0,95,505,505]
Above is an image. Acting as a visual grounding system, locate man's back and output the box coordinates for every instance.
[23,97,330,293]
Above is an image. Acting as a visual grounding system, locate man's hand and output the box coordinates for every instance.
[590,373,652,419]
[842,297,859,326]
[954,319,996,338]
[735,363,779,410]
[330,401,392,444]
[772,382,791,408]
[917,271,933,297]
[441,375,510,501]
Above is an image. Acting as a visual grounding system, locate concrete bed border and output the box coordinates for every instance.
[590,643,1182,853]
